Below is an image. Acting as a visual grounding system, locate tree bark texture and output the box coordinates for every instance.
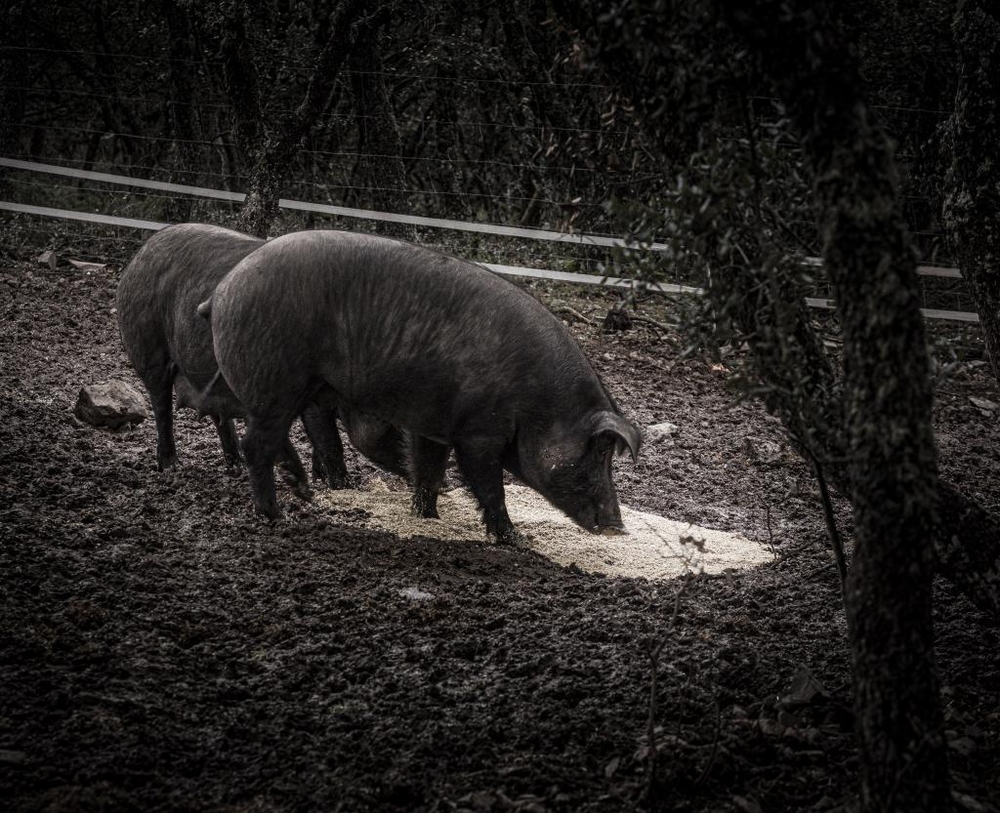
[943,1,1000,383]
[213,0,370,237]
[720,3,950,810]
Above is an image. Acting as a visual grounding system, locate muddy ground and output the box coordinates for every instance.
[1,240,999,812]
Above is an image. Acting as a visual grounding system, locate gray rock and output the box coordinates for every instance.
[744,436,783,465]
[646,421,679,440]
[398,586,434,602]
[74,380,147,429]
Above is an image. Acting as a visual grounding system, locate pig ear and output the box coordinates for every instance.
[592,412,640,462]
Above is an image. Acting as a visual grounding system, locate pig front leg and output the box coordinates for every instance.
[409,436,450,519]
[454,439,520,544]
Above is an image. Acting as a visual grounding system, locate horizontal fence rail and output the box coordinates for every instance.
[0,158,669,251]
[0,157,978,322]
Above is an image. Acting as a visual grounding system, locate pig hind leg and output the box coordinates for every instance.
[409,436,450,519]
[453,439,518,544]
[242,412,299,518]
[211,416,243,468]
[139,358,178,471]
[300,403,349,488]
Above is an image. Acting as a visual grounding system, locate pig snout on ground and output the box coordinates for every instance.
[209,229,640,543]
[116,223,404,495]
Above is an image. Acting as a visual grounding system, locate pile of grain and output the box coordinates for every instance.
[316,480,770,580]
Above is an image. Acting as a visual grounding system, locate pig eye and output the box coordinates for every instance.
[593,433,616,458]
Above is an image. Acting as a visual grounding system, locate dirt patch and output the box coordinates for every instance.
[317,481,771,580]
[1,247,999,812]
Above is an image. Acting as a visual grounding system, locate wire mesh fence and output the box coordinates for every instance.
[0,40,977,320]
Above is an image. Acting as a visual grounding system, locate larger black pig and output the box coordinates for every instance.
[207,229,640,543]
[116,223,406,490]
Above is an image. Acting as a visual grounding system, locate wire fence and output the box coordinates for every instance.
[0,158,980,323]
[0,39,977,321]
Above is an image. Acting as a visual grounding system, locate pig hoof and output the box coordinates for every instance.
[411,501,440,520]
[156,454,179,471]
[491,527,526,546]
[411,490,440,518]
[292,485,314,501]
[278,470,313,500]
[253,503,281,520]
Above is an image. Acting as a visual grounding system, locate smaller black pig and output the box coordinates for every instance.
[116,223,407,491]
[206,230,640,543]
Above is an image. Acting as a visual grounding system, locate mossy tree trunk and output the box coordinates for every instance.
[721,3,950,809]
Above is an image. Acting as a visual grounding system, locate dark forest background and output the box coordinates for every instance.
[0,1,959,255]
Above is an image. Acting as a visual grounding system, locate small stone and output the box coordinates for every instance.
[949,735,977,757]
[68,259,108,272]
[781,666,830,708]
[733,795,763,813]
[744,436,783,465]
[73,380,147,429]
[970,396,998,415]
[456,791,497,812]
[647,421,679,440]
[398,586,434,602]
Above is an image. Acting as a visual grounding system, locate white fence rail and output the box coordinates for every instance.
[0,157,978,322]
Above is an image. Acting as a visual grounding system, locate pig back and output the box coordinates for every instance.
[211,230,614,437]
[117,224,263,389]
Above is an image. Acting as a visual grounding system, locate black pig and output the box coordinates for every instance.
[207,229,640,543]
[116,223,406,491]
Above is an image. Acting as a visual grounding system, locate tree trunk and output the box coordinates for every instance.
[720,3,951,810]
[160,0,199,222]
[943,1,1000,383]
[213,0,369,237]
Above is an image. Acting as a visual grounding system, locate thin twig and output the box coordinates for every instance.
[813,456,848,590]
[797,440,848,593]
[554,305,594,325]
[631,314,676,335]
[765,502,778,560]
[784,430,848,594]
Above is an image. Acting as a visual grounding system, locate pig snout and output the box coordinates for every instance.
[566,494,624,535]
[592,498,625,534]
[597,501,625,533]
